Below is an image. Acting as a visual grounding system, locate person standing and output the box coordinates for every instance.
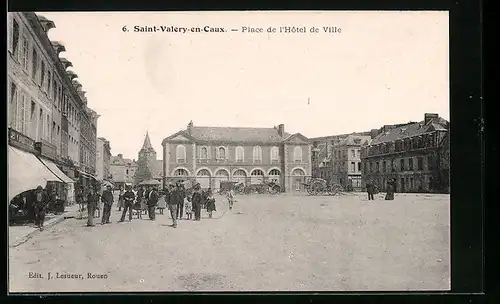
[385,178,395,200]
[119,185,135,222]
[176,181,185,219]
[117,186,124,211]
[86,187,99,227]
[157,188,167,215]
[366,179,375,201]
[169,183,183,228]
[33,186,49,230]
[226,188,235,210]
[191,183,203,221]
[101,185,114,224]
[147,187,159,220]
[206,189,216,218]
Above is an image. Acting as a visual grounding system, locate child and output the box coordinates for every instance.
[206,191,216,218]
[226,189,235,211]
[184,195,193,220]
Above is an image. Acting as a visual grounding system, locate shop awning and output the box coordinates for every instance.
[8,145,62,202]
[38,157,75,184]
[77,170,97,180]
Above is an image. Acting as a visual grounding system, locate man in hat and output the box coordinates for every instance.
[33,185,49,230]
[147,186,159,220]
[366,179,375,201]
[191,183,204,221]
[101,185,114,224]
[176,181,185,219]
[86,187,99,227]
[169,182,182,228]
[119,184,136,222]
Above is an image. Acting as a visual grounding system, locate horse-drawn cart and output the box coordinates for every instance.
[302,178,343,196]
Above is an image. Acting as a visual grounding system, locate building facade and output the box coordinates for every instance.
[7,12,99,201]
[310,132,371,190]
[360,113,449,193]
[162,122,312,192]
[110,154,137,188]
[96,137,111,182]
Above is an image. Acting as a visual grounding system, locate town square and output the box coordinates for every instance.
[8,12,450,292]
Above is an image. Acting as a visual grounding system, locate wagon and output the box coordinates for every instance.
[302,178,343,196]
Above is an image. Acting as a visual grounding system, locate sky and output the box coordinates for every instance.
[39,11,449,160]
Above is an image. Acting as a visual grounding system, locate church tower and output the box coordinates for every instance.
[134,131,157,184]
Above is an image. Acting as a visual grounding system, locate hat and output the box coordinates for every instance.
[36,185,43,190]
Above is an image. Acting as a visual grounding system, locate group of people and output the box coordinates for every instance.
[365,178,396,201]
[9,186,53,230]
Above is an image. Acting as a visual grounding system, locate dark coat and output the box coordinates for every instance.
[123,190,136,205]
[191,191,203,207]
[169,188,183,205]
[148,190,159,206]
[101,190,114,206]
[87,192,99,208]
[34,190,49,210]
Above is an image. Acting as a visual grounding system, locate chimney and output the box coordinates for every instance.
[118,154,123,159]
[187,120,194,135]
[424,113,439,125]
[277,124,285,137]
[370,129,379,139]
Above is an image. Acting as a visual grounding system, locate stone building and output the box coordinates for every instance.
[161,121,312,192]
[96,137,112,182]
[7,12,98,202]
[360,113,449,193]
[134,132,163,184]
[109,154,137,189]
[310,132,371,190]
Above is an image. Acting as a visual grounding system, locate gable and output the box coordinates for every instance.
[283,133,309,144]
[171,134,191,141]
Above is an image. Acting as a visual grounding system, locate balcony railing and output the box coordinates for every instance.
[8,128,36,152]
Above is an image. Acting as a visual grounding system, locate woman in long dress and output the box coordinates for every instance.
[385,179,395,200]
[117,187,124,211]
[157,190,167,215]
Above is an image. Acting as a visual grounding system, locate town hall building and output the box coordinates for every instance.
[161,121,312,192]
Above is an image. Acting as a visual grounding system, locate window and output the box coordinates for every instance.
[351,150,356,158]
[21,35,28,69]
[236,146,244,162]
[218,147,226,160]
[364,162,367,173]
[18,93,27,133]
[294,146,303,163]
[200,146,208,159]
[417,157,424,170]
[351,161,356,172]
[38,108,43,140]
[382,161,386,173]
[47,71,52,96]
[358,162,362,172]
[31,48,38,81]
[11,19,20,57]
[252,146,262,163]
[427,155,434,170]
[126,169,129,174]
[40,61,46,87]
[409,158,414,171]
[271,146,280,163]
[400,159,405,171]
[9,82,18,129]
[176,145,186,163]
[368,162,372,173]
[375,162,379,172]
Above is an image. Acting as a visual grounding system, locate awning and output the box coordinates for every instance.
[38,157,74,184]
[77,170,97,180]
[8,145,62,202]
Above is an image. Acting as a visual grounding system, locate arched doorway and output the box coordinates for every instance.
[232,169,247,184]
[196,169,211,189]
[250,169,265,184]
[292,168,305,191]
[173,168,189,177]
[214,169,229,189]
[269,169,281,184]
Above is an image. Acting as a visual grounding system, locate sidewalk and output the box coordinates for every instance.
[9,203,81,248]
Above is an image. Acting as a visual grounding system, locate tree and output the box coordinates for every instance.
[133,156,153,185]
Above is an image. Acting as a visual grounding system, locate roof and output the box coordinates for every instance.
[141,132,155,152]
[165,126,294,144]
[340,134,372,146]
[369,117,448,145]
[110,156,137,167]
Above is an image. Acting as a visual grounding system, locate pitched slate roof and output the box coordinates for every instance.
[110,156,137,167]
[369,117,448,145]
[186,126,291,143]
[340,134,372,146]
[141,132,155,152]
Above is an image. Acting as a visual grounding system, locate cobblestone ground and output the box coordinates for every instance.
[8,192,450,292]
